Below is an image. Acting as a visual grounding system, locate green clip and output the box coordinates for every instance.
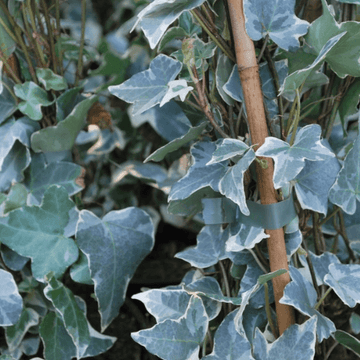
[201,196,297,230]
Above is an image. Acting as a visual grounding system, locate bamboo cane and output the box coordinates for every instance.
[226,0,295,335]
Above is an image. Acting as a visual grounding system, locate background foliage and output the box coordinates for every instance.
[0,0,360,359]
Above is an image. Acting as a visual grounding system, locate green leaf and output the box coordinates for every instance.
[216,54,235,106]
[70,251,93,285]
[280,32,346,95]
[14,82,54,121]
[4,183,27,214]
[109,55,182,115]
[338,78,360,132]
[333,330,360,356]
[30,95,98,152]
[39,311,76,360]
[145,121,208,162]
[24,153,84,205]
[203,310,254,360]
[305,0,360,78]
[36,68,68,91]
[5,308,39,352]
[0,185,79,281]
[0,78,17,125]
[0,141,31,192]
[0,116,39,170]
[55,87,84,122]
[158,27,188,52]
[43,277,91,358]
[0,7,16,58]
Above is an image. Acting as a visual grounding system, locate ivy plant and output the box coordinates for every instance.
[1,0,360,359]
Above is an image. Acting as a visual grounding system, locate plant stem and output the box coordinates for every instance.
[191,9,236,63]
[75,0,86,86]
[257,34,269,63]
[55,0,63,75]
[27,0,46,67]
[264,282,278,338]
[0,51,21,84]
[289,89,301,146]
[337,208,357,262]
[314,287,332,310]
[40,0,58,72]
[219,260,232,313]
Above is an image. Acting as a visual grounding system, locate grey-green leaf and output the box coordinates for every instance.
[76,207,155,331]
[0,270,23,326]
[0,185,79,281]
[14,82,54,121]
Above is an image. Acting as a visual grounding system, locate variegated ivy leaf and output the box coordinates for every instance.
[329,134,360,215]
[207,138,250,165]
[108,55,182,115]
[14,81,54,121]
[280,266,336,342]
[132,0,206,49]
[175,225,230,268]
[131,296,208,360]
[0,270,23,326]
[243,0,309,51]
[168,140,228,201]
[294,139,340,215]
[253,317,317,360]
[324,263,360,308]
[219,149,256,216]
[160,80,193,107]
[203,310,254,360]
[76,207,155,331]
[216,54,235,106]
[256,124,335,189]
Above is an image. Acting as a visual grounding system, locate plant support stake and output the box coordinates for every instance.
[226,0,295,335]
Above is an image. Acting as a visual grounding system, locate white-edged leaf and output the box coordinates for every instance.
[0,117,39,170]
[253,317,317,360]
[219,149,256,215]
[294,139,341,215]
[160,80,193,107]
[44,277,91,358]
[132,0,206,49]
[168,140,228,201]
[109,55,182,115]
[324,263,360,308]
[280,266,336,342]
[0,270,23,326]
[329,134,360,215]
[76,207,155,331]
[175,225,229,268]
[207,138,250,165]
[131,296,208,360]
[244,0,309,51]
[256,125,335,189]
[203,310,254,360]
